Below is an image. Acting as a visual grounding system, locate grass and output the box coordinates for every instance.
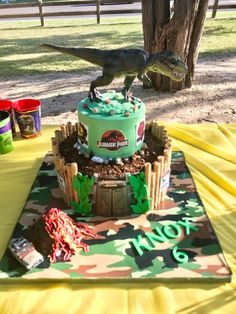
[0,11,235,77]
[0,17,143,76]
[201,11,236,57]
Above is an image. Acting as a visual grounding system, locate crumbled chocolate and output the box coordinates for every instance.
[59,131,164,179]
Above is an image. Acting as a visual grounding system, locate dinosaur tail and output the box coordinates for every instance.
[40,43,108,67]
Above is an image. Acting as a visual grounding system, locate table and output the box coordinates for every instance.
[0,124,235,314]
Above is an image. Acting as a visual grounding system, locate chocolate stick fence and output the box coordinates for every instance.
[51,121,172,212]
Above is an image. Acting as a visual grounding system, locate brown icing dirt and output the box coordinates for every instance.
[26,217,53,258]
[59,130,164,179]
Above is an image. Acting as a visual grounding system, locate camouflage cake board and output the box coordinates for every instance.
[0,152,232,282]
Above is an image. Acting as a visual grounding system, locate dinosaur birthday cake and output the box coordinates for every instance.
[41,44,183,217]
[52,92,172,217]
[6,46,231,280]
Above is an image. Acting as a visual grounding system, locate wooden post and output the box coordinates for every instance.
[145,121,150,131]
[55,130,62,144]
[66,122,73,136]
[71,162,79,202]
[154,123,160,139]
[58,157,69,205]
[144,162,152,199]
[75,122,79,133]
[150,171,156,209]
[157,156,164,206]
[212,0,219,18]
[154,161,160,209]
[73,124,78,134]
[38,0,44,27]
[96,0,101,24]
[151,122,158,138]
[51,137,59,156]
[66,164,73,204]
[60,124,67,140]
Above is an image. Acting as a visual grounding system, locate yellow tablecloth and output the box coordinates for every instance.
[0,124,235,314]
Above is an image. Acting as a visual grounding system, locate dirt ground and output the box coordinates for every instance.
[1,55,236,125]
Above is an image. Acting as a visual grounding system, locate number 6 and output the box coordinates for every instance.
[172,245,189,263]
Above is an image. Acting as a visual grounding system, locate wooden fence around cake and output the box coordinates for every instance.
[51,122,172,216]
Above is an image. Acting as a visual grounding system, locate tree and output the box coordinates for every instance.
[142,0,209,91]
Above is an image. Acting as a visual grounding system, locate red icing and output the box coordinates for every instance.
[42,208,98,263]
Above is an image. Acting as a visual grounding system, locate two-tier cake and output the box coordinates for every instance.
[51,91,172,217]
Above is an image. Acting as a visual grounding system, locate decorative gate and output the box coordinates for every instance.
[95,180,131,217]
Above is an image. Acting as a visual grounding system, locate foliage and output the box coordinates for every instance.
[71,172,94,216]
[201,12,236,57]
[129,172,151,214]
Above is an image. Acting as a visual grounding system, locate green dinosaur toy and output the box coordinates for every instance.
[40,44,187,101]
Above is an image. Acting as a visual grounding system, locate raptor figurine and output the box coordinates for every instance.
[41,44,187,101]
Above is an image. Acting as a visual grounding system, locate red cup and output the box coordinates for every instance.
[0,99,16,136]
[13,99,41,138]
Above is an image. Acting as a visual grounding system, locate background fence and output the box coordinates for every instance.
[0,0,235,26]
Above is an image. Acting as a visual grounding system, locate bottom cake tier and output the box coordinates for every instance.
[51,122,172,217]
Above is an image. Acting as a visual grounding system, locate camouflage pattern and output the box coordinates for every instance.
[0,152,232,282]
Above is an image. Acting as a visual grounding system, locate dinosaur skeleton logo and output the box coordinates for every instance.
[97,130,128,151]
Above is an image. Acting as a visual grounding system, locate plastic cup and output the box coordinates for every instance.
[0,110,14,154]
[13,99,41,138]
[0,99,16,136]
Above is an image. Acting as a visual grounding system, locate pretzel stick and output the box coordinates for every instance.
[70,162,79,202]
[67,122,73,136]
[66,164,73,206]
[51,137,59,157]
[144,162,152,199]
[60,124,67,140]
[157,156,164,207]
[145,122,150,131]
[58,157,68,205]
[75,122,79,133]
[150,171,156,209]
[154,161,160,209]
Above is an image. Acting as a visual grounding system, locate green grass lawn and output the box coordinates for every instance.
[0,12,235,77]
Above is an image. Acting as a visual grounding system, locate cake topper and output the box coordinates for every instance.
[40,44,187,102]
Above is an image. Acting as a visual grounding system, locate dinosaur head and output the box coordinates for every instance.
[149,51,187,81]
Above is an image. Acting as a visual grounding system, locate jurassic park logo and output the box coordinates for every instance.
[97,130,129,151]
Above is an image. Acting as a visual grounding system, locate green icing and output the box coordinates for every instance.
[77,91,145,159]
[129,172,151,214]
[79,91,143,117]
[201,243,221,255]
[71,172,94,216]
[180,262,201,270]
[68,272,84,278]
[179,199,204,217]
[172,245,189,263]
[200,272,215,277]
[50,262,73,271]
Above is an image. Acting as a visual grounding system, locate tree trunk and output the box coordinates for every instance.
[142,0,209,91]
